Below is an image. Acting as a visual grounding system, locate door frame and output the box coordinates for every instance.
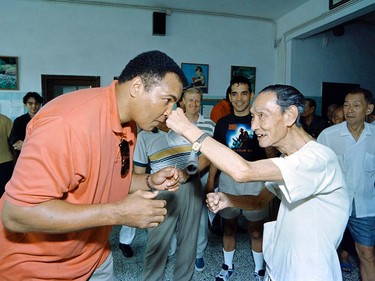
[41,74,100,103]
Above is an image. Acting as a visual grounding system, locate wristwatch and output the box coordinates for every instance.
[192,133,209,152]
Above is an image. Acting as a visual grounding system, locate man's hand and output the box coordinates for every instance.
[206,192,231,213]
[206,189,275,214]
[150,166,180,192]
[115,190,167,228]
[166,108,191,135]
[178,169,190,184]
[12,140,23,151]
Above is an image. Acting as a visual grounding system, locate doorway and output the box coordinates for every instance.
[321,82,359,118]
[41,75,100,103]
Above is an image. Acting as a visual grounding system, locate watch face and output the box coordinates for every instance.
[192,142,201,152]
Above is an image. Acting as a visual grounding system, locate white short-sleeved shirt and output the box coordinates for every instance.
[318,121,375,217]
[264,141,350,281]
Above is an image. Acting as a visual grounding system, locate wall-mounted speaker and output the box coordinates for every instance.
[153,12,166,36]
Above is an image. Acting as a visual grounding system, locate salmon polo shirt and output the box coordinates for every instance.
[0,81,137,280]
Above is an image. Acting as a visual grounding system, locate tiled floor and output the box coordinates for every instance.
[109,225,361,281]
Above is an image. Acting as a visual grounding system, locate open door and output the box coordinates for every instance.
[322,82,359,118]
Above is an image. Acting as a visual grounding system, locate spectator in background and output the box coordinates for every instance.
[206,76,268,281]
[118,87,216,268]
[332,106,345,125]
[210,86,232,123]
[141,87,213,280]
[300,98,327,138]
[325,103,339,126]
[182,87,215,272]
[118,225,136,258]
[318,88,375,281]
[0,113,13,195]
[323,104,354,273]
[118,123,178,261]
[366,107,375,123]
[10,92,43,162]
[209,86,233,237]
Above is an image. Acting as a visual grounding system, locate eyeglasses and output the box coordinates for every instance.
[119,139,130,176]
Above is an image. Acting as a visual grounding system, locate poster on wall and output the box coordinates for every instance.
[0,56,19,90]
[181,63,209,94]
[230,65,256,93]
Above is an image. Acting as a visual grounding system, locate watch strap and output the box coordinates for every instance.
[194,132,209,144]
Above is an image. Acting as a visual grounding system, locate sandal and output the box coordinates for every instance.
[340,261,353,273]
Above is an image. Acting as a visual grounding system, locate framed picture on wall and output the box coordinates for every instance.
[0,56,19,90]
[181,63,209,94]
[230,65,256,93]
[201,98,222,118]
[329,0,351,10]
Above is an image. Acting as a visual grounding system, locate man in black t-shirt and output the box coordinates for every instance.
[206,76,268,281]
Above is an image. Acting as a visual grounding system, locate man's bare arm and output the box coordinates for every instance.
[166,109,283,183]
[2,190,167,233]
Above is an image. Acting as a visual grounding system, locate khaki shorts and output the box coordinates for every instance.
[218,172,269,221]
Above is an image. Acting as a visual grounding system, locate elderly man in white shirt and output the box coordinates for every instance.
[167,84,350,281]
[318,88,375,281]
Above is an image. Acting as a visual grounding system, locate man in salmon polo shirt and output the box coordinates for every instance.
[0,50,188,281]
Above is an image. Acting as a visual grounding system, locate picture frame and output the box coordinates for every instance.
[181,63,209,94]
[230,65,256,93]
[329,0,351,10]
[0,56,19,90]
[201,98,222,118]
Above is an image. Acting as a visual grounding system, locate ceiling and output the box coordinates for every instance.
[46,0,375,28]
[49,0,312,20]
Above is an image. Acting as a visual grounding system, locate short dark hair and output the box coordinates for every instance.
[225,85,231,100]
[230,76,251,91]
[23,92,43,105]
[118,50,188,91]
[259,84,306,127]
[347,88,373,104]
[305,98,317,111]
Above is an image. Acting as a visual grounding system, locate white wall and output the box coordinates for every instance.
[276,0,375,100]
[291,22,375,97]
[2,0,374,120]
[0,0,276,119]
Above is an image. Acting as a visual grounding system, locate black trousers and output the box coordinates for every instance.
[0,160,14,196]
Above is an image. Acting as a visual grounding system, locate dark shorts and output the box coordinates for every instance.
[348,215,375,247]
